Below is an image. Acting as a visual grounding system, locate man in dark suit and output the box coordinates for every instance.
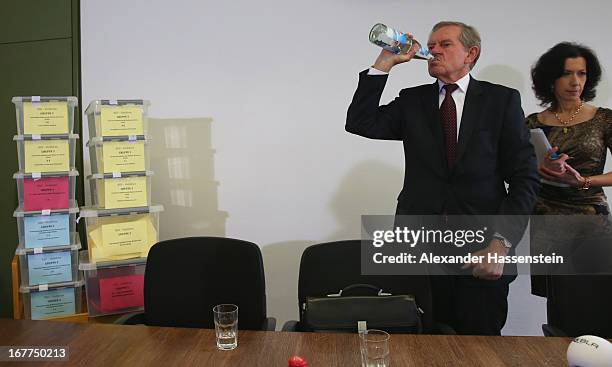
[346,21,539,335]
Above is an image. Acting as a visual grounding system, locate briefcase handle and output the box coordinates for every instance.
[326,283,392,297]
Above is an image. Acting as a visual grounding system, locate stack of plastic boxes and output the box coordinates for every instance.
[80,100,163,317]
[12,96,84,320]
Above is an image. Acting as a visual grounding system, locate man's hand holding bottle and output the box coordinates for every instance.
[372,39,420,72]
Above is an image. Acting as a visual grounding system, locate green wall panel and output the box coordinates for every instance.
[0,39,73,98]
[0,0,80,319]
[0,0,72,44]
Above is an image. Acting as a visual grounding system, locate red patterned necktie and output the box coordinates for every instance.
[440,84,459,169]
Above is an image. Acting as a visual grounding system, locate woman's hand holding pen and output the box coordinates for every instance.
[539,147,585,187]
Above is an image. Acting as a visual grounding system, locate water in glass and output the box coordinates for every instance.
[215,321,237,350]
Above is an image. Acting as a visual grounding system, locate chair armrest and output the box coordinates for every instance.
[434,322,457,335]
[261,317,276,331]
[114,312,146,325]
[282,320,299,332]
[542,324,568,337]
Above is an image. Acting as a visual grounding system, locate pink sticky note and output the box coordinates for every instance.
[99,274,145,312]
[23,176,70,211]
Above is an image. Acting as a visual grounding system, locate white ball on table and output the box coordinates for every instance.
[567,335,612,367]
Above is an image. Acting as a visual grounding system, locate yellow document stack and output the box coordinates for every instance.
[11,96,85,320]
[80,100,164,316]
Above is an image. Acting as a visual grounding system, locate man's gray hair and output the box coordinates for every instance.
[431,21,481,68]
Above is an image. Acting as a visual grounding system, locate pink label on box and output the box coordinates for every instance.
[23,176,69,211]
[99,274,144,312]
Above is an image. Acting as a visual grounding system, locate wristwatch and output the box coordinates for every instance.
[492,234,512,249]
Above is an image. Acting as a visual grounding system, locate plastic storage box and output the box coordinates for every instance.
[79,251,146,317]
[14,134,79,174]
[87,171,153,209]
[79,204,163,263]
[87,136,150,174]
[16,235,81,287]
[14,170,78,211]
[19,279,84,320]
[14,202,79,249]
[12,96,78,135]
[85,100,150,139]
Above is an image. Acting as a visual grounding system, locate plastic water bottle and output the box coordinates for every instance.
[369,23,433,60]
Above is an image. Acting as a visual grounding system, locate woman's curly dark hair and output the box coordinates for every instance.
[531,42,601,107]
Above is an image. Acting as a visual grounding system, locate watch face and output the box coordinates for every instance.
[495,236,511,248]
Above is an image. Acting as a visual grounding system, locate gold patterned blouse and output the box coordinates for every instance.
[526,107,612,215]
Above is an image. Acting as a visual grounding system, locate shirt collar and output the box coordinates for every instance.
[437,73,471,94]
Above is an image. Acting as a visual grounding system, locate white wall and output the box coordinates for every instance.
[81,0,612,335]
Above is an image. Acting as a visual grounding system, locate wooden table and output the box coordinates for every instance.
[0,318,572,366]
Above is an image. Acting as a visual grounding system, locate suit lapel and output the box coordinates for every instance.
[456,76,484,165]
[422,82,448,174]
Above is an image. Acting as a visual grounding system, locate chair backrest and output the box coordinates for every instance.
[547,274,612,338]
[297,240,433,333]
[143,237,267,330]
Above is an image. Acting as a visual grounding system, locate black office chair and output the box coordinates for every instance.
[542,274,612,338]
[117,237,276,330]
[282,240,453,334]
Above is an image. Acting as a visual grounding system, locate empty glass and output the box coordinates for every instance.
[360,329,390,367]
[213,304,238,350]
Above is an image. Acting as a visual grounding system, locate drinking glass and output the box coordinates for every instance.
[360,329,390,367]
[213,304,238,350]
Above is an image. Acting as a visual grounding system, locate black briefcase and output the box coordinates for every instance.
[302,284,423,333]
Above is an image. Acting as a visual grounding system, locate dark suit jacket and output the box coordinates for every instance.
[346,70,539,246]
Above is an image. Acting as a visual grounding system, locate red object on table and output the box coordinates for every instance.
[288,356,307,367]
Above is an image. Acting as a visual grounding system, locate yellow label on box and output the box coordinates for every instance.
[24,140,70,173]
[101,141,146,173]
[100,106,143,136]
[102,176,148,209]
[88,215,158,262]
[99,217,148,256]
[23,101,69,134]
